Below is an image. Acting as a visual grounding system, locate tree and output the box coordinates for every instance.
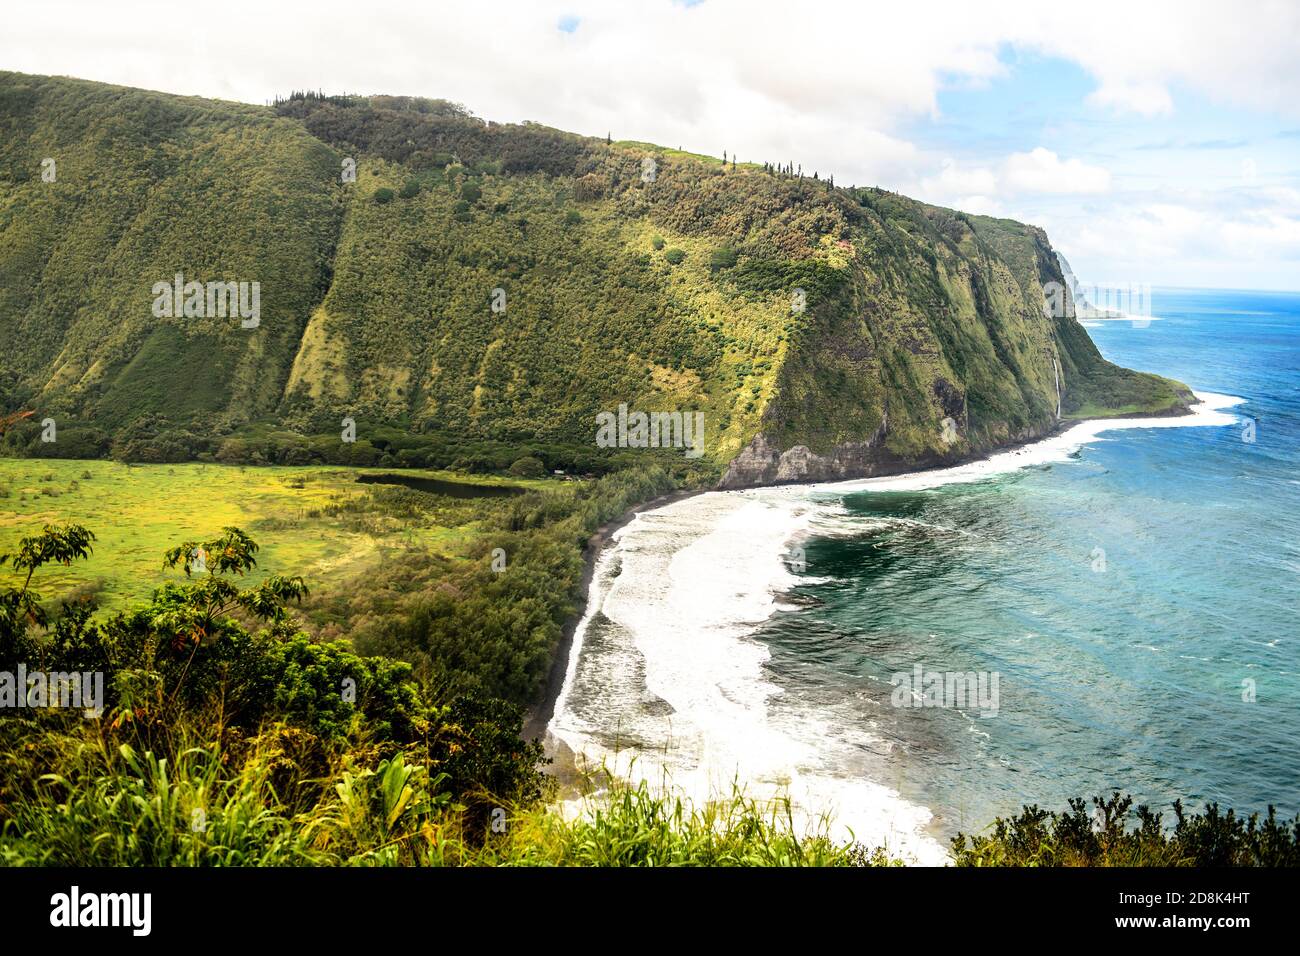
[158,527,309,639]
[508,455,546,478]
[1,523,96,663]
[709,246,738,272]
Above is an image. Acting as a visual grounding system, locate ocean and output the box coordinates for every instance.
[547,287,1300,864]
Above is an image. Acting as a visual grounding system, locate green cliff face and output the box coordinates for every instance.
[0,72,1191,484]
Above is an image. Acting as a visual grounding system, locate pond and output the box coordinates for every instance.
[356,472,527,498]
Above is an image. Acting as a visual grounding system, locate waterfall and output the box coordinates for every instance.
[1053,358,1062,419]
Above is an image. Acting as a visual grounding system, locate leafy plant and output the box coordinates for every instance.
[951,792,1300,866]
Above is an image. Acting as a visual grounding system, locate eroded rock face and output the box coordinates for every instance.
[717,417,1062,490]
[718,435,906,488]
[717,433,782,488]
[718,428,938,489]
[721,410,904,488]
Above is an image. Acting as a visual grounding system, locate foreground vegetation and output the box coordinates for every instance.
[1,724,889,867]
[952,792,1300,867]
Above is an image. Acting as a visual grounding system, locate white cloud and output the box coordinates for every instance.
[1221,212,1300,261]
[922,159,1000,199]
[1086,81,1174,117]
[1052,194,1300,289]
[919,149,1110,210]
[953,195,1006,217]
[1002,148,1112,195]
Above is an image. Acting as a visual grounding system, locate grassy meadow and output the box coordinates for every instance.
[0,458,544,612]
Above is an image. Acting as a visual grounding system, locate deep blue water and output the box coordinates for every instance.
[757,288,1300,836]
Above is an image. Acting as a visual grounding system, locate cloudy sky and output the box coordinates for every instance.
[5,0,1298,289]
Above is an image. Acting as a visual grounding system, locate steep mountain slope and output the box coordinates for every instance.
[0,72,1192,483]
[0,74,340,456]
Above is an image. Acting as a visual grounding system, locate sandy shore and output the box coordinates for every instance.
[520,486,704,742]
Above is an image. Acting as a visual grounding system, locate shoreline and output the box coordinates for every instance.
[522,399,1207,745]
[521,486,705,742]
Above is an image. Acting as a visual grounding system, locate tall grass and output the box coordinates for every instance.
[3,725,326,866]
[0,718,891,867]
[467,779,898,867]
[7,718,1294,867]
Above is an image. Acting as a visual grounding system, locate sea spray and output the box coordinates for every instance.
[547,492,948,864]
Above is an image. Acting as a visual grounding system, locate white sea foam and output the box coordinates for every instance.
[799,391,1244,496]
[547,390,1245,865]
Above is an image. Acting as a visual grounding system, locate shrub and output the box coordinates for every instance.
[507,456,546,478]
[373,187,395,204]
[951,792,1300,866]
[664,247,686,265]
[573,173,605,202]
[399,179,421,199]
[460,181,482,203]
[709,246,738,272]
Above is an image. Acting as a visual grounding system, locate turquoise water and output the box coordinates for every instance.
[757,288,1300,836]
